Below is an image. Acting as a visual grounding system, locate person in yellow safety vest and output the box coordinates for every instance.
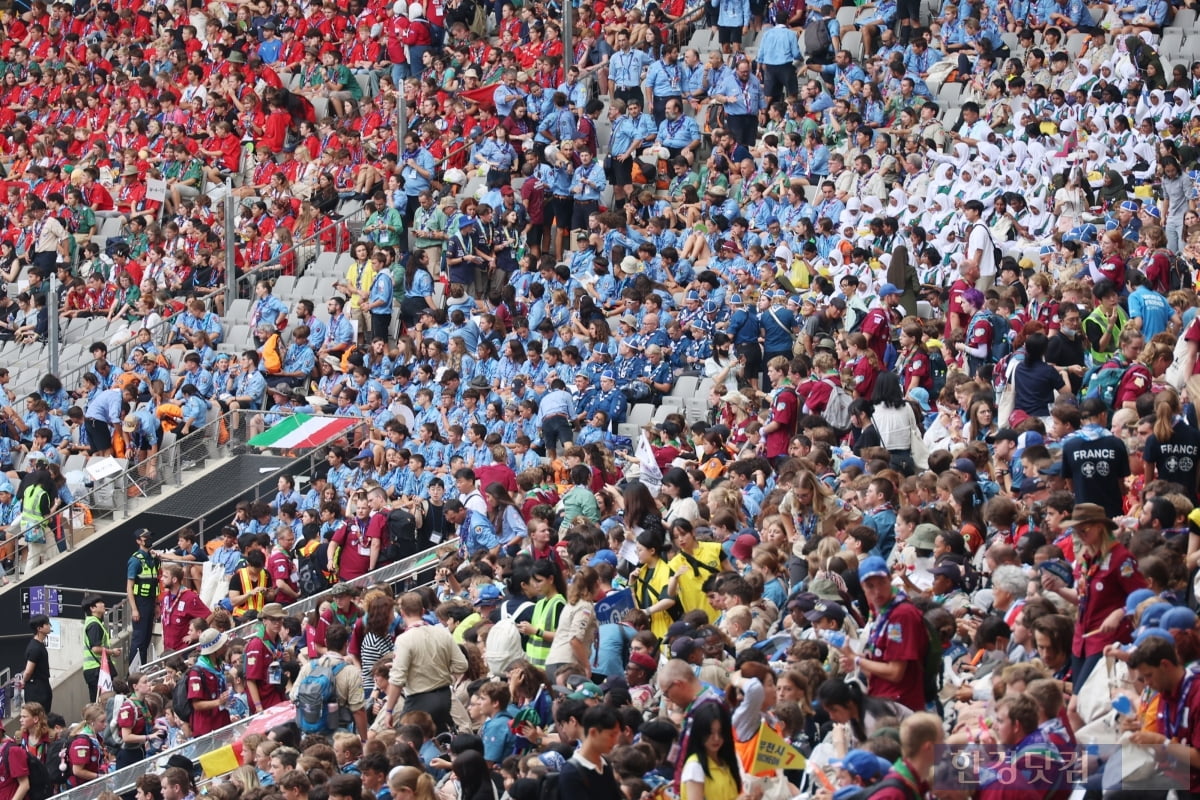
[228,549,272,619]
[126,528,160,666]
[82,594,121,702]
[517,559,565,671]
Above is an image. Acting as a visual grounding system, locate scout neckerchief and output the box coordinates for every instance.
[864,590,908,659]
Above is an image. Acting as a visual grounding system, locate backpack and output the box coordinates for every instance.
[865,776,922,800]
[423,20,446,47]
[804,18,832,56]
[294,658,348,734]
[102,694,127,750]
[921,612,943,706]
[822,378,854,431]
[262,332,284,375]
[1162,249,1194,292]
[298,538,332,597]
[1080,358,1127,409]
[2,741,50,800]
[538,772,560,800]
[173,671,194,722]
[382,508,417,564]
[984,310,1011,362]
[971,223,1003,272]
[485,600,535,677]
[43,738,70,787]
[928,348,947,396]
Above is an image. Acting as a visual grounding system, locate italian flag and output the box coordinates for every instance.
[247,414,358,449]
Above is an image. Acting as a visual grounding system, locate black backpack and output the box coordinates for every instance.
[173,671,194,722]
[298,538,332,597]
[43,738,70,788]
[804,18,832,57]
[2,741,50,800]
[1162,249,1194,292]
[383,508,418,564]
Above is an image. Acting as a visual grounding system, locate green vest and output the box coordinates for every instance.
[131,549,159,599]
[19,484,48,543]
[82,615,109,672]
[525,594,565,667]
[1084,305,1128,364]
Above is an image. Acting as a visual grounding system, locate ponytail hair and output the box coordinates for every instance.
[1153,388,1181,444]
[72,703,105,736]
[389,766,437,800]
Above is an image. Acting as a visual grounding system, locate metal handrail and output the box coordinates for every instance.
[229,199,373,297]
[138,536,457,684]
[49,704,299,800]
[2,413,372,717]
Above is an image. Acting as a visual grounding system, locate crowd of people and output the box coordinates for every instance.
[3,0,1200,797]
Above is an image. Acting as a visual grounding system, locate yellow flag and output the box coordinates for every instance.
[197,744,241,778]
[750,722,807,773]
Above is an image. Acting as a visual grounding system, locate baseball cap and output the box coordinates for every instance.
[590,549,618,567]
[952,457,977,476]
[787,592,819,613]
[122,414,139,432]
[1161,606,1198,631]
[833,750,892,782]
[567,681,603,700]
[931,562,963,585]
[1134,627,1175,646]
[840,456,865,472]
[804,601,847,624]
[1124,588,1156,614]
[878,283,901,297]
[858,556,890,582]
[1142,602,1175,628]
[670,636,699,659]
[987,428,1020,444]
[731,533,759,562]
[474,584,503,606]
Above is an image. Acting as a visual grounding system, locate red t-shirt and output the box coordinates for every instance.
[476,462,518,493]
[66,733,104,786]
[945,279,973,338]
[0,739,30,800]
[1072,543,1145,657]
[1115,363,1153,407]
[1185,317,1200,376]
[267,548,299,604]
[898,349,931,392]
[860,307,890,363]
[865,600,927,712]
[186,663,230,736]
[802,378,833,416]
[765,386,798,459]
[851,356,878,399]
[161,589,209,652]
[332,516,380,580]
[116,698,147,737]
[243,635,287,713]
[967,314,993,353]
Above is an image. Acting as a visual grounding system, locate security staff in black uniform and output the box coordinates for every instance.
[126,528,160,666]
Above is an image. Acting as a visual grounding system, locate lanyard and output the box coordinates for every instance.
[864,591,907,658]
[1162,666,1199,740]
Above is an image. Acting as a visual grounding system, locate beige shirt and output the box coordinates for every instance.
[545,600,598,667]
[388,622,469,695]
[35,215,68,254]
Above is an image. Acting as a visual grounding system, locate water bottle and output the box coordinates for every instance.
[819,629,847,649]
